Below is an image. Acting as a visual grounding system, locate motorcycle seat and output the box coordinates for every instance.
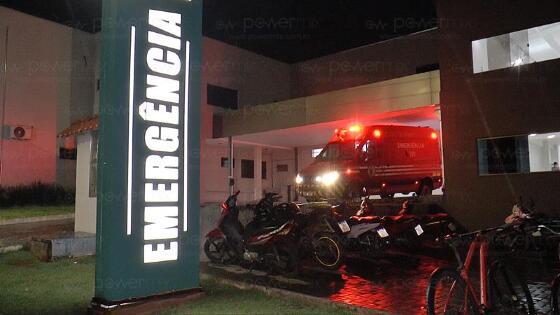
[349,215,381,223]
[244,226,279,240]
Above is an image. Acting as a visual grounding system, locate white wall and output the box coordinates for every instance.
[200,37,291,203]
[202,143,275,204]
[0,7,96,188]
[74,134,96,234]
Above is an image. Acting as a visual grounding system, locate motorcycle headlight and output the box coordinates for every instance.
[295,174,303,184]
[322,171,340,186]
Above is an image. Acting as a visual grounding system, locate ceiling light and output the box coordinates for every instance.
[512,58,523,66]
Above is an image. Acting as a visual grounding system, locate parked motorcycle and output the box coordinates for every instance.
[204,191,343,273]
[204,191,299,272]
[326,200,458,257]
[493,201,560,259]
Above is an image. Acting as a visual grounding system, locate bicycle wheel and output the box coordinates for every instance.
[488,260,535,315]
[551,274,560,315]
[426,268,478,315]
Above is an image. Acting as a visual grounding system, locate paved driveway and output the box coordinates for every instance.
[203,252,558,315]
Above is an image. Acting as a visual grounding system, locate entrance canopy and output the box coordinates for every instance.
[209,105,440,149]
[214,70,440,143]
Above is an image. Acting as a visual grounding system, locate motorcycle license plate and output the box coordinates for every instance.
[377,228,389,238]
[338,221,351,233]
[415,224,424,236]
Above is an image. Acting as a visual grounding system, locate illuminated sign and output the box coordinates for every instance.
[132,9,190,264]
[95,0,201,303]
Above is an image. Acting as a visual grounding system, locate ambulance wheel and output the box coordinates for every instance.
[417,180,433,196]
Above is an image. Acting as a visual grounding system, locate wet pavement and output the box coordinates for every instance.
[202,251,560,315]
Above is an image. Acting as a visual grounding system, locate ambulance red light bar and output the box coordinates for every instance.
[349,125,362,133]
[431,132,438,140]
[335,124,363,140]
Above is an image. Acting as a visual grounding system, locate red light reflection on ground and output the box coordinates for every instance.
[328,258,443,314]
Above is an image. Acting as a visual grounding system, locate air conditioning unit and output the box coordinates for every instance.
[9,125,33,140]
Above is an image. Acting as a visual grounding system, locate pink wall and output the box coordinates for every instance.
[0,7,96,188]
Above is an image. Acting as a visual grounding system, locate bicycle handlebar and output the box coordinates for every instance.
[538,224,560,235]
[441,224,509,244]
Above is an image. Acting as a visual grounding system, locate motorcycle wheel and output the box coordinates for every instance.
[312,233,343,271]
[204,237,234,264]
[265,247,297,274]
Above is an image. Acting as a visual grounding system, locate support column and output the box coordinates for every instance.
[294,148,299,202]
[228,137,234,195]
[254,146,263,201]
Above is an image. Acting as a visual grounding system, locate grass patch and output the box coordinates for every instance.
[0,205,74,220]
[0,251,94,315]
[0,251,356,315]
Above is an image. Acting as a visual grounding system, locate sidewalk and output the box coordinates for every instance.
[0,218,74,250]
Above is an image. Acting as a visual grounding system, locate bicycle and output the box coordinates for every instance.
[426,226,535,314]
[538,225,560,315]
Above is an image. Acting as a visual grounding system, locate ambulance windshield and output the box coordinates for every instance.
[316,141,359,161]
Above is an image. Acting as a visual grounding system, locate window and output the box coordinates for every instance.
[262,161,267,180]
[315,141,357,161]
[277,164,288,172]
[59,148,77,160]
[529,132,560,173]
[241,160,254,178]
[207,84,238,109]
[89,133,99,197]
[221,157,235,168]
[472,21,560,73]
[312,148,323,158]
[478,131,560,175]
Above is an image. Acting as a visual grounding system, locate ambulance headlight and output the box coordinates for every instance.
[321,171,340,186]
[295,174,303,184]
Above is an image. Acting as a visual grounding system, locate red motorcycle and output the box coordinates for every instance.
[204,191,300,273]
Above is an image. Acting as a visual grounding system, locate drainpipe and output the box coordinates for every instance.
[0,27,9,186]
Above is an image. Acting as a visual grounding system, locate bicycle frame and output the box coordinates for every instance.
[458,233,491,311]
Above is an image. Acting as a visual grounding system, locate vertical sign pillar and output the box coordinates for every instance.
[93,0,202,306]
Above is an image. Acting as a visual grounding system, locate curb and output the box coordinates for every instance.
[0,213,75,226]
[0,245,23,254]
[200,273,389,315]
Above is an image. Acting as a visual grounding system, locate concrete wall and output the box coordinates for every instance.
[74,134,96,234]
[290,29,440,98]
[436,0,560,228]
[0,7,96,188]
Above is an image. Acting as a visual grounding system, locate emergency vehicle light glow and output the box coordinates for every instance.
[431,132,438,140]
[316,171,340,186]
[349,125,362,133]
[374,129,382,138]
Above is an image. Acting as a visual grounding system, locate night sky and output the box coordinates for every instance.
[0,0,437,63]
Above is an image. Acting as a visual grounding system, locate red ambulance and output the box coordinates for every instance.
[295,125,443,201]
